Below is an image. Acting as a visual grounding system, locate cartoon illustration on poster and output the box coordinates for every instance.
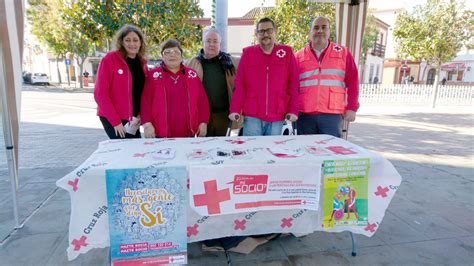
[106,167,187,265]
[322,159,369,229]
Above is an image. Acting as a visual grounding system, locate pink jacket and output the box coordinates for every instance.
[141,65,210,138]
[230,44,299,122]
[94,50,148,126]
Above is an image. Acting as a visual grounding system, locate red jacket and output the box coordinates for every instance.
[141,65,210,138]
[230,44,299,122]
[94,51,148,126]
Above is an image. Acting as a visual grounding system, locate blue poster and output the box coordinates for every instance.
[106,167,187,264]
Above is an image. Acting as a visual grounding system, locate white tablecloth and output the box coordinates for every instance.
[56,135,401,260]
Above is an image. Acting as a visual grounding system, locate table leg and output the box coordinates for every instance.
[350,232,357,256]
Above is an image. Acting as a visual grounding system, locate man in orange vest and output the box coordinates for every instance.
[295,16,360,138]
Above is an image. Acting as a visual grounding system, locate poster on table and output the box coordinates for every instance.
[106,167,187,265]
[189,163,321,216]
[322,158,369,229]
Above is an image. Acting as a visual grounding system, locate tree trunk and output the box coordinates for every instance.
[431,66,441,108]
[75,55,87,89]
[420,63,429,84]
[56,57,62,84]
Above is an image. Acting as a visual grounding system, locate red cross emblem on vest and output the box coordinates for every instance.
[333,45,342,52]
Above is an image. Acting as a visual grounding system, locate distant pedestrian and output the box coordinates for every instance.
[94,24,148,139]
[373,76,379,84]
[83,71,89,78]
[441,78,447,85]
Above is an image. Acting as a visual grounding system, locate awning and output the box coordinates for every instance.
[441,62,466,71]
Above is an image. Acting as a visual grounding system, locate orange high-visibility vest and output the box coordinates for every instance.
[295,42,347,114]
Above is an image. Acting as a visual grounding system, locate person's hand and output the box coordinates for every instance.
[343,110,356,122]
[228,113,241,122]
[131,116,140,126]
[197,123,207,137]
[114,123,126,138]
[143,123,155,138]
[285,113,298,122]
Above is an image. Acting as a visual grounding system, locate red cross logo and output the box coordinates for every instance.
[193,180,231,215]
[374,186,389,198]
[302,200,307,205]
[226,139,245,145]
[133,153,146,158]
[71,236,88,251]
[68,178,79,192]
[314,137,334,144]
[281,217,293,228]
[334,45,342,52]
[144,141,154,145]
[234,219,247,230]
[276,49,286,58]
[187,224,199,237]
[364,223,377,232]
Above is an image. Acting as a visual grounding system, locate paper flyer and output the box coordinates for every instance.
[189,163,321,216]
[105,167,187,265]
[322,158,369,229]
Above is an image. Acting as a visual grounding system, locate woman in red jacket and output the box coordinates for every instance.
[141,39,210,138]
[94,24,148,139]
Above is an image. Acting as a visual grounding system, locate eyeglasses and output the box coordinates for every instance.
[256,28,274,35]
[163,49,181,56]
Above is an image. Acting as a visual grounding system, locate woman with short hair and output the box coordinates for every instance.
[141,39,210,138]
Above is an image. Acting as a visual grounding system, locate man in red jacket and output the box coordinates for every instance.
[295,16,360,138]
[229,17,299,136]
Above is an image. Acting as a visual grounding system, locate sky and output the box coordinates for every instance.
[198,0,473,18]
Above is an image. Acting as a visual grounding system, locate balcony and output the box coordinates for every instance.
[370,43,386,58]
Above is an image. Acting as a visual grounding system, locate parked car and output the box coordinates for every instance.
[31,73,49,85]
[22,71,32,83]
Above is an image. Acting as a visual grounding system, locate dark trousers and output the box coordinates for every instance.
[207,111,229,137]
[297,113,342,138]
[99,116,141,139]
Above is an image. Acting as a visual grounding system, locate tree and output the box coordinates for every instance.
[360,11,379,67]
[65,1,204,57]
[263,0,335,51]
[393,0,472,85]
[27,0,69,83]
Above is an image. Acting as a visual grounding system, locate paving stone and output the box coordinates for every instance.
[375,211,427,244]
[288,251,350,266]
[15,200,70,237]
[187,242,229,265]
[280,231,385,256]
[343,245,405,265]
[391,238,474,265]
[0,233,63,265]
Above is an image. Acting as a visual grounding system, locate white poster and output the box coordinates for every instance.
[189,163,321,216]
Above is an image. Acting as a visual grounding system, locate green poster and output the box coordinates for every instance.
[322,158,369,229]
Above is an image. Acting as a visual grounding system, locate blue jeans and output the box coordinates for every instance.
[297,113,342,138]
[243,116,284,136]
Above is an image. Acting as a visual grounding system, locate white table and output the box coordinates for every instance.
[57,135,401,261]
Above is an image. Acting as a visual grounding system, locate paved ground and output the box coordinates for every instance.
[0,85,473,265]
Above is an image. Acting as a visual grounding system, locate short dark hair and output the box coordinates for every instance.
[160,39,183,55]
[114,24,147,61]
[256,17,276,31]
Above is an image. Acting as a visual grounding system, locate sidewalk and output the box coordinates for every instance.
[0,89,473,265]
